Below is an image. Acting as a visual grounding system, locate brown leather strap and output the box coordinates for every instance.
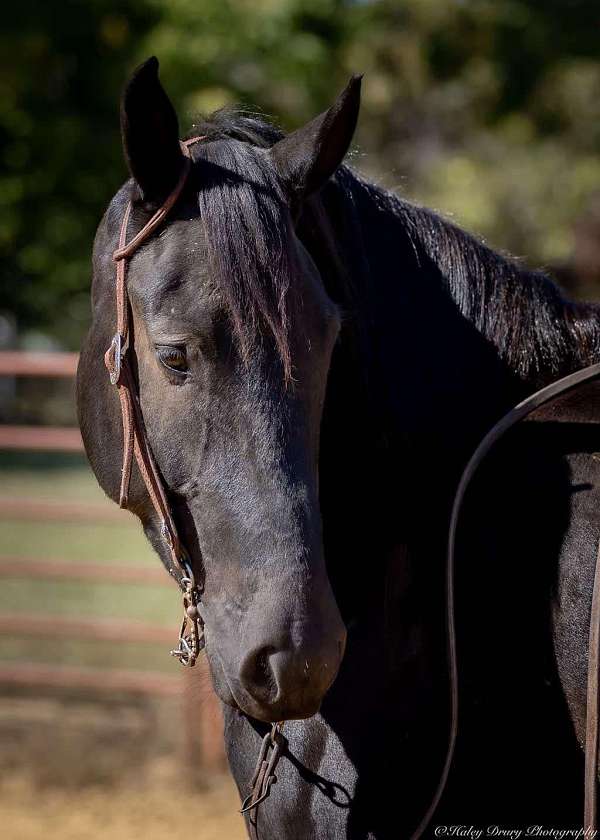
[112,155,192,263]
[585,539,600,831]
[119,361,182,556]
[104,138,205,574]
[116,379,134,506]
[412,362,600,838]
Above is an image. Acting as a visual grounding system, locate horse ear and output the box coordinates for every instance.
[269,75,362,208]
[120,57,185,201]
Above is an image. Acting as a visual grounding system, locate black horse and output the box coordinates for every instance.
[77,58,600,838]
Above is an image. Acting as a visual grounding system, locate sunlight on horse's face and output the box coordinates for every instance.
[79,56,362,722]
[124,205,345,722]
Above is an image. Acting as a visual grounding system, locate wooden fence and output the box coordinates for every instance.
[0,350,225,775]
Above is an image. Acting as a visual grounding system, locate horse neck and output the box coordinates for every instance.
[310,169,600,555]
[330,171,600,426]
[308,173,600,687]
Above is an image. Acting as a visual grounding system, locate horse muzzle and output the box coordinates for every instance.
[203,592,347,722]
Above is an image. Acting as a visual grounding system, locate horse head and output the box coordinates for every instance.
[77,57,361,723]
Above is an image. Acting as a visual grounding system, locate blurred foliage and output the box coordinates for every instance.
[2,0,600,349]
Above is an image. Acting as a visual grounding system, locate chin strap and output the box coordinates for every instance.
[240,721,286,835]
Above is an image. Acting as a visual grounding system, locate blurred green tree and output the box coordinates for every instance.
[2,0,600,349]
[0,1,159,348]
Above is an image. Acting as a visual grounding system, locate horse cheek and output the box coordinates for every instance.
[77,323,130,507]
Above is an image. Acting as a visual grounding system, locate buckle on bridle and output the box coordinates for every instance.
[106,332,124,385]
[170,553,205,667]
[170,594,205,666]
[170,630,203,667]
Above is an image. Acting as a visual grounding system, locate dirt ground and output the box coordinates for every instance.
[0,775,247,840]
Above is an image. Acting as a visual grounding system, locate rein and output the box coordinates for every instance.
[103,137,600,833]
[413,362,600,838]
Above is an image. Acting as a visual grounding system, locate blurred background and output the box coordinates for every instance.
[1,0,600,837]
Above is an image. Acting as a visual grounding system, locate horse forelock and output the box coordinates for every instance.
[183,111,295,380]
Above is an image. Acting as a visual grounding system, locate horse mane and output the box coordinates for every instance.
[185,108,600,386]
[185,110,293,377]
[335,172,600,385]
[188,108,284,148]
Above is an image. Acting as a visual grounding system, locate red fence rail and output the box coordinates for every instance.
[0,662,181,697]
[0,351,78,377]
[0,425,83,451]
[0,498,123,522]
[0,556,171,585]
[0,614,175,644]
[0,351,83,451]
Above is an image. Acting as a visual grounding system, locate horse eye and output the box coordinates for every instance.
[156,345,188,375]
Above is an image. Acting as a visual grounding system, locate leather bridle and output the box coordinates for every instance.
[104,136,205,668]
[104,135,285,818]
[103,135,600,833]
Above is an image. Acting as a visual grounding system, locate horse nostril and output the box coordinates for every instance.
[237,638,343,719]
[240,646,278,703]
